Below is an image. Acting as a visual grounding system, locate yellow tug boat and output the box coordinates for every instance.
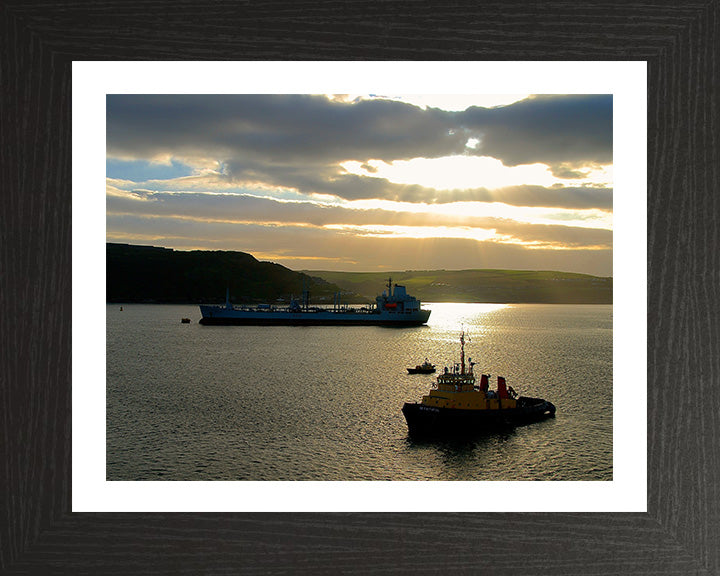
[402,331,556,437]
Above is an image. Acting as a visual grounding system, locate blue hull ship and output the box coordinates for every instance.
[199,278,431,326]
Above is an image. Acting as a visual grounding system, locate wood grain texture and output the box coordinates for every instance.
[1,1,718,574]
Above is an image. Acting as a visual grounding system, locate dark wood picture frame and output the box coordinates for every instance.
[2,2,718,574]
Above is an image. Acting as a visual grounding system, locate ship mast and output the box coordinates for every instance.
[302,277,310,311]
[460,330,465,374]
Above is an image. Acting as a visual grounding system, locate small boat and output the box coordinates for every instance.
[181,318,191,323]
[407,359,436,374]
[402,330,555,437]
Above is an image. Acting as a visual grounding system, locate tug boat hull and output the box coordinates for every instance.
[402,396,556,438]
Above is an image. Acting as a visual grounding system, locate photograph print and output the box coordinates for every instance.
[106,93,612,482]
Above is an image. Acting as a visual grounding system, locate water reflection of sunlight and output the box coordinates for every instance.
[425,302,510,332]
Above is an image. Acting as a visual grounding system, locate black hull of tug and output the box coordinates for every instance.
[402,396,556,438]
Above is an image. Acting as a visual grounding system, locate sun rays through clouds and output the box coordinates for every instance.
[106,93,613,275]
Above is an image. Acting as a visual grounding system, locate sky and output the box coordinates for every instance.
[106,93,613,276]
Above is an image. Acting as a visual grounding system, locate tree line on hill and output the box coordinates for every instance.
[106,243,349,304]
[107,243,612,305]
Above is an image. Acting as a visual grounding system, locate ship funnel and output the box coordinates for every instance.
[497,376,509,399]
[479,374,489,392]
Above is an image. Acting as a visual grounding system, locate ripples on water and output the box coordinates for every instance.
[106,303,612,481]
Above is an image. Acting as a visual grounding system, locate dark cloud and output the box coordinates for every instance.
[549,163,593,179]
[228,163,612,208]
[107,94,464,164]
[489,185,611,210]
[112,166,612,209]
[107,94,612,205]
[459,95,613,167]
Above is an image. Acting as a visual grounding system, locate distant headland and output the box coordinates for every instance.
[106,243,612,305]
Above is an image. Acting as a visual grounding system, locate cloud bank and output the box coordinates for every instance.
[106,94,613,275]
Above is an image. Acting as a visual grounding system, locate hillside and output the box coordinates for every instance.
[304,269,612,304]
[107,244,612,304]
[106,243,352,304]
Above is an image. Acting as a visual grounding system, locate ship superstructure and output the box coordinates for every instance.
[199,278,431,326]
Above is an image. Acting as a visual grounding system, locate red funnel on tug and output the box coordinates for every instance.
[497,376,509,399]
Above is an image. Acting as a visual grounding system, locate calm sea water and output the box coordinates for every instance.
[106,303,612,481]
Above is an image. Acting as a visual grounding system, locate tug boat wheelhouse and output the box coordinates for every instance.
[402,331,555,437]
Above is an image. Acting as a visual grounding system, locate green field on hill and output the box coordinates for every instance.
[306,269,612,304]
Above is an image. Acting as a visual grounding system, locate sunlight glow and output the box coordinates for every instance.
[319,224,599,250]
[250,253,356,264]
[342,156,613,191]
[344,199,613,230]
[106,185,151,201]
[324,224,501,241]
[325,94,531,111]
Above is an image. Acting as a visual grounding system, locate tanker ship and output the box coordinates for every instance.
[199,278,430,326]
